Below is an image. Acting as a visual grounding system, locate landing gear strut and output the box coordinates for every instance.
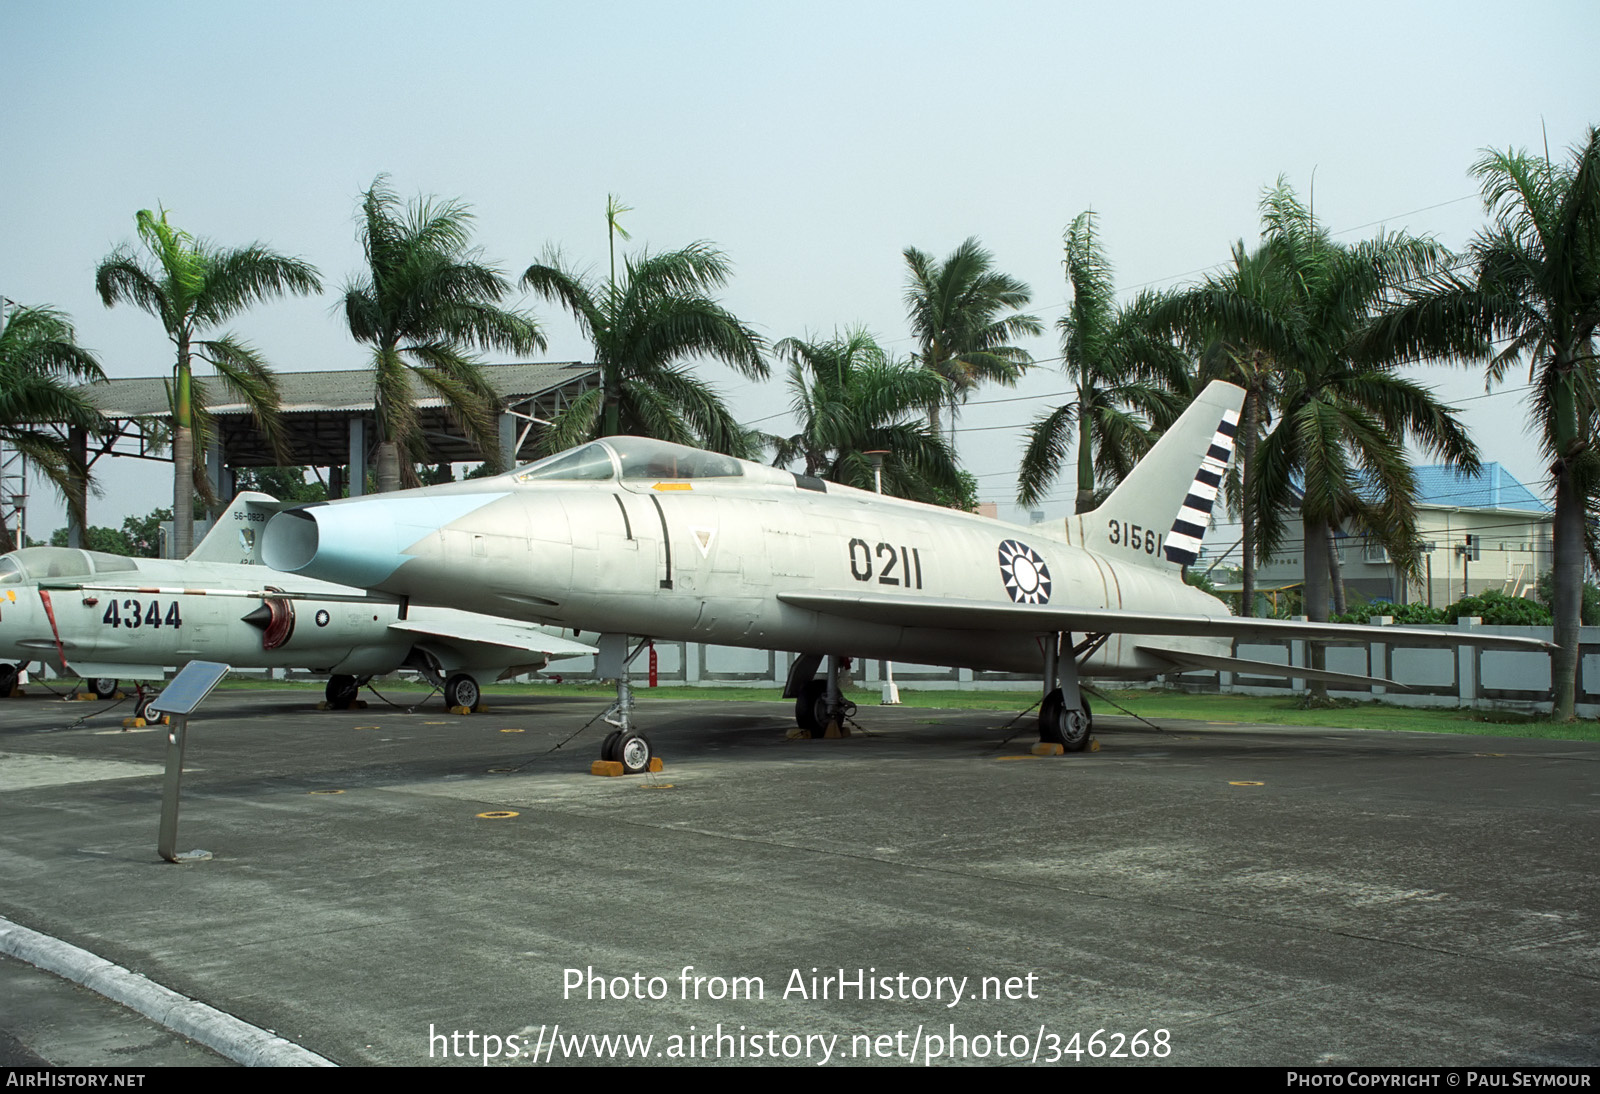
[1037,631,1102,753]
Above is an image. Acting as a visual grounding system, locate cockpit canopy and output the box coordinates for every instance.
[0,547,138,585]
[513,437,746,484]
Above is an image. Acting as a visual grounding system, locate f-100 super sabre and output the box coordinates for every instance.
[257,381,1553,771]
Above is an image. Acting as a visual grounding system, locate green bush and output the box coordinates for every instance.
[1332,601,1446,625]
[1442,589,1552,626]
[1534,570,1600,625]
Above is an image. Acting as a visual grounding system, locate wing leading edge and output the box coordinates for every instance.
[776,591,1557,653]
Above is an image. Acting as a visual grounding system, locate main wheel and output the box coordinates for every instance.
[794,678,827,733]
[615,732,654,775]
[601,729,623,761]
[1039,688,1091,751]
[444,673,481,710]
[0,663,17,696]
[325,674,360,708]
[90,677,118,700]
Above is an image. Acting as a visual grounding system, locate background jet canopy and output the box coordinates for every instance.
[0,547,138,582]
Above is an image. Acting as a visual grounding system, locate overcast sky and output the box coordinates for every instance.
[3,1,1597,540]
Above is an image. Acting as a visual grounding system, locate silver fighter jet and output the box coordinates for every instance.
[258,381,1554,771]
[0,492,594,718]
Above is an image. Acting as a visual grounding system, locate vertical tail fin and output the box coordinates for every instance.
[188,492,284,565]
[1070,381,1244,570]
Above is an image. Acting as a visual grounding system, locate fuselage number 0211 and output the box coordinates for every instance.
[847,538,924,589]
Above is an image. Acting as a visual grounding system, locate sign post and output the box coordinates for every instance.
[148,660,232,864]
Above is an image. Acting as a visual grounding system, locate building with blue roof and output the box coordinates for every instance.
[1247,463,1552,610]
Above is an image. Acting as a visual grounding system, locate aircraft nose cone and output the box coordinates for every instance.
[261,493,507,591]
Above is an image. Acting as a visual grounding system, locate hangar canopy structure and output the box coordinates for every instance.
[57,361,600,551]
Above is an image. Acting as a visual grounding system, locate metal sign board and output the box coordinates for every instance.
[148,660,232,717]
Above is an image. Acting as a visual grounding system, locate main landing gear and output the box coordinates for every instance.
[1036,631,1103,753]
[324,674,365,709]
[786,653,852,738]
[444,672,481,712]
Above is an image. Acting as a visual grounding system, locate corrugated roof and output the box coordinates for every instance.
[79,361,598,417]
[74,361,601,467]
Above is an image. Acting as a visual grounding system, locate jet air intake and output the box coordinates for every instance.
[261,492,510,592]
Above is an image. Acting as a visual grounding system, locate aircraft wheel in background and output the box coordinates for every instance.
[616,732,653,774]
[325,675,360,709]
[0,663,16,695]
[1039,688,1091,751]
[444,673,480,710]
[794,678,827,732]
[90,678,118,700]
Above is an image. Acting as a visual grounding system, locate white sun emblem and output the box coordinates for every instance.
[998,539,1052,604]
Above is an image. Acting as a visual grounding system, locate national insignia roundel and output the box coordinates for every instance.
[998,539,1052,604]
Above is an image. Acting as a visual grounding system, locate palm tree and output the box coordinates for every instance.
[520,237,767,456]
[1017,212,1191,514]
[1358,128,1600,720]
[1155,239,1288,615]
[770,329,961,501]
[343,177,544,492]
[902,237,1043,439]
[0,302,106,552]
[1171,182,1480,695]
[96,208,321,556]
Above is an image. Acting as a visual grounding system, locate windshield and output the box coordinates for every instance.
[513,444,617,482]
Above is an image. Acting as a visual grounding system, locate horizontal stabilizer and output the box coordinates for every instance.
[777,591,1556,653]
[1136,645,1407,690]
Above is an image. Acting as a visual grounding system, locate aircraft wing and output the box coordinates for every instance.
[776,591,1557,652]
[388,614,596,660]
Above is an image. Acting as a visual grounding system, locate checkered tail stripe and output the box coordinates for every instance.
[1162,408,1240,565]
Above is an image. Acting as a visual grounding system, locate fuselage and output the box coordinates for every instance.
[0,546,553,681]
[262,437,1232,678]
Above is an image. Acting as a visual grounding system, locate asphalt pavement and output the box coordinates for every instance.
[1,684,1595,1067]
